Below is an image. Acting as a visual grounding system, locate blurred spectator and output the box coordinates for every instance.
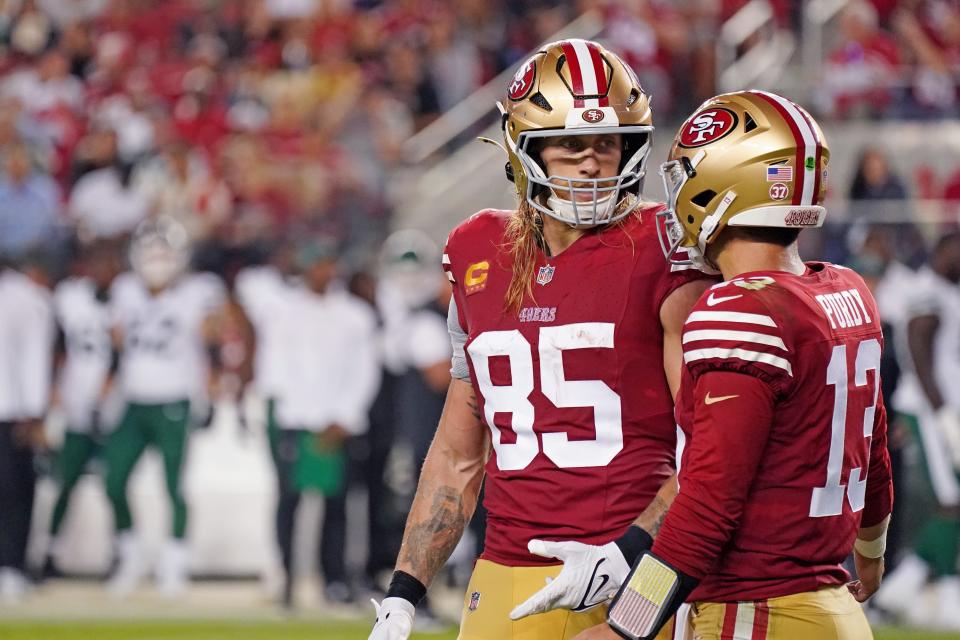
[133,142,232,242]
[0,139,61,260]
[36,0,108,27]
[1,49,84,115]
[68,129,148,239]
[893,4,960,119]
[849,145,908,205]
[383,42,440,131]
[425,10,483,111]
[847,146,926,267]
[822,0,900,119]
[8,0,56,57]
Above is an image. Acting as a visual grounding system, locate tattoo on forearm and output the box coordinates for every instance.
[638,496,670,538]
[647,496,669,537]
[400,486,469,581]
[466,396,483,423]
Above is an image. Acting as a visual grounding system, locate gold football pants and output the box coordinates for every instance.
[689,586,872,640]
[458,559,678,639]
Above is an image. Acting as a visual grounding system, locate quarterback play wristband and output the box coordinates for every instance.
[614,525,654,566]
[608,552,697,640]
[385,570,427,607]
[854,530,888,559]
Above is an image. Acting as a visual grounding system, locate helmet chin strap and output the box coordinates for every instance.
[545,191,617,227]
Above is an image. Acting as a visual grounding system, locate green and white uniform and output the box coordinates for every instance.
[49,277,115,540]
[105,271,225,539]
[234,266,288,483]
[891,265,960,583]
[893,266,960,507]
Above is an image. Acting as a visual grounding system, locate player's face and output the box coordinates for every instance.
[538,133,622,202]
[88,251,121,289]
[305,258,338,292]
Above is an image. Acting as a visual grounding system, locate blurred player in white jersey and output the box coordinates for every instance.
[234,246,292,599]
[263,239,380,608]
[0,262,54,602]
[105,217,227,597]
[879,233,960,630]
[42,239,123,577]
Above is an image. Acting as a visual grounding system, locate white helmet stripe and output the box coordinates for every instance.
[570,39,600,108]
[753,90,817,206]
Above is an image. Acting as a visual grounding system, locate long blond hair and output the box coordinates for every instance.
[502,194,645,313]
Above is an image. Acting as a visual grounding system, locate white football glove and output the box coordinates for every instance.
[936,407,960,471]
[509,539,631,620]
[369,597,415,640]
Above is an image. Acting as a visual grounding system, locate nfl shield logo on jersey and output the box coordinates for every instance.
[468,591,481,611]
[536,265,555,286]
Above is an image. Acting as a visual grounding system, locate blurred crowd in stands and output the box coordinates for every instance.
[1,0,960,620]
[0,0,959,281]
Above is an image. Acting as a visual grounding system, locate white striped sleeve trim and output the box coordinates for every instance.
[684,347,793,376]
[685,310,777,327]
[441,253,455,282]
[683,329,787,351]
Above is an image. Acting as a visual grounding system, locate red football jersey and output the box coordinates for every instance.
[444,207,710,566]
[653,263,894,602]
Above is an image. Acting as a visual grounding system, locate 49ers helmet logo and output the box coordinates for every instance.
[581,108,604,123]
[678,108,738,148]
[508,57,537,101]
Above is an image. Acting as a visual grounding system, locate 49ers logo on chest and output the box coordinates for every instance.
[508,56,537,101]
[678,108,738,148]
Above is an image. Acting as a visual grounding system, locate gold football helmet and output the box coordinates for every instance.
[657,90,829,270]
[498,39,653,227]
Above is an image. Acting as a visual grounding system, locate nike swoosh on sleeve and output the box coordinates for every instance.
[706,292,744,306]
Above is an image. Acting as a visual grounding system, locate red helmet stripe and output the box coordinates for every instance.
[750,91,806,206]
[795,106,823,205]
[561,40,586,107]
[586,42,609,107]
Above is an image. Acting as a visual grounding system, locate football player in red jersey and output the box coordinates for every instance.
[367,40,712,640]
[595,91,892,639]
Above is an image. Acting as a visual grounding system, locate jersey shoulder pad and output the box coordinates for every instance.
[682,278,794,390]
[443,209,511,284]
[445,209,511,253]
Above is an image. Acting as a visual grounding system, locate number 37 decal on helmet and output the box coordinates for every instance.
[657,91,829,272]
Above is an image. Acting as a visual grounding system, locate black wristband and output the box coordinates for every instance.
[614,525,654,566]
[385,570,427,606]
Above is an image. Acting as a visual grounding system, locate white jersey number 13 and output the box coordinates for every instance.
[810,338,881,517]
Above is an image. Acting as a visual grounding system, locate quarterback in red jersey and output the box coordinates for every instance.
[599,91,893,640]
[367,40,711,640]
